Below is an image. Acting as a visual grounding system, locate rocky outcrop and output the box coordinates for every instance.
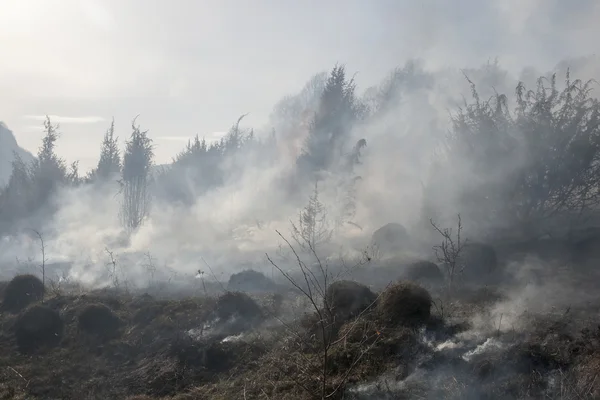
[0,122,35,188]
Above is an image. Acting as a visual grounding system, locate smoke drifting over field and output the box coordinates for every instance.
[0,55,599,290]
[2,2,600,400]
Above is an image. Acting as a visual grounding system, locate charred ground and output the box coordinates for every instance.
[0,238,599,400]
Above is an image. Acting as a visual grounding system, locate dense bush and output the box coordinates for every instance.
[2,274,44,313]
[214,291,262,322]
[371,222,410,256]
[377,281,432,325]
[227,269,276,293]
[325,280,377,319]
[403,260,444,284]
[460,242,499,282]
[429,72,600,238]
[15,305,63,353]
[77,303,123,339]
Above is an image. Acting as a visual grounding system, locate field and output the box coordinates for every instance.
[0,240,600,400]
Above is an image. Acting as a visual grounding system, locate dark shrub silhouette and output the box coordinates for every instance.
[371,222,410,255]
[3,274,44,312]
[210,291,263,336]
[78,303,123,339]
[461,242,498,282]
[377,281,432,326]
[15,304,63,353]
[215,291,262,321]
[325,280,377,319]
[227,269,275,293]
[403,260,444,284]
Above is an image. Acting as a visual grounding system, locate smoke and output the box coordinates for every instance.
[1,0,600,291]
[0,54,599,291]
[343,252,600,399]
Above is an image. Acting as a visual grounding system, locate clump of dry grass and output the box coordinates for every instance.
[325,280,377,319]
[77,303,123,339]
[403,260,444,284]
[15,304,63,353]
[2,274,44,313]
[214,291,262,321]
[227,269,276,293]
[377,281,432,326]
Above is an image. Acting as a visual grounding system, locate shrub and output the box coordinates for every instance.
[227,269,275,293]
[210,291,264,335]
[460,242,498,282]
[214,291,262,321]
[325,280,377,320]
[15,304,63,353]
[0,281,7,299]
[2,274,44,313]
[371,222,410,255]
[436,73,600,236]
[377,281,432,326]
[403,260,444,284]
[77,303,123,338]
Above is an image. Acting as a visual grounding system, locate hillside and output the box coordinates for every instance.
[0,123,35,188]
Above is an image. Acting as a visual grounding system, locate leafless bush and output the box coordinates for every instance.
[48,272,70,297]
[266,229,378,399]
[291,180,332,254]
[29,229,46,301]
[430,214,467,292]
[104,248,129,293]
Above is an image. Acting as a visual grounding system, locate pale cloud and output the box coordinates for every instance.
[22,125,44,132]
[155,136,193,142]
[79,0,116,32]
[23,115,106,124]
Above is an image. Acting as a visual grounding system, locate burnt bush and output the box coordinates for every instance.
[209,291,263,335]
[0,281,7,299]
[403,260,444,284]
[325,280,377,320]
[169,334,258,373]
[460,242,498,282]
[371,222,410,255]
[227,269,275,293]
[377,281,432,326]
[214,291,262,321]
[15,304,63,353]
[2,274,44,312]
[78,303,123,339]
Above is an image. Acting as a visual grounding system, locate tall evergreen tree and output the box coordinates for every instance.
[120,118,154,232]
[95,118,121,181]
[30,116,67,207]
[298,65,359,174]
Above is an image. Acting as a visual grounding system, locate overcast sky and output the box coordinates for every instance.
[1,0,598,172]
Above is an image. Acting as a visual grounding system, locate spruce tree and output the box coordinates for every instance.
[95,118,121,180]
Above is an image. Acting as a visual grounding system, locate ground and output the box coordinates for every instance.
[0,253,599,399]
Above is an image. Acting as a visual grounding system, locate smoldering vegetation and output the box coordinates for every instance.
[1,56,600,399]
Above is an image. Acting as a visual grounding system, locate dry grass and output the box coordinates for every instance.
[0,275,597,400]
[377,281,432,326]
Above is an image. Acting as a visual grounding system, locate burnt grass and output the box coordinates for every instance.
[0,279,599,399]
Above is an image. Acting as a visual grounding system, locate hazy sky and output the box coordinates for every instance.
[1,0,598,172]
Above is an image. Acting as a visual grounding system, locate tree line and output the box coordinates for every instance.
[0,62,598,241]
